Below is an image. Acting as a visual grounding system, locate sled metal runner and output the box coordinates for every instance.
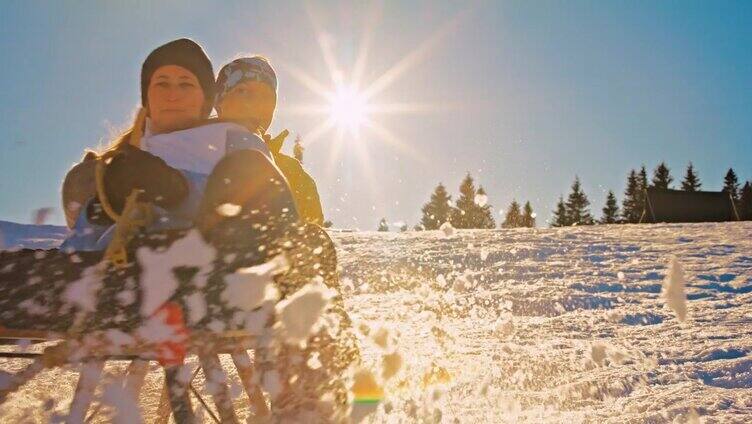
[0,329,271,423]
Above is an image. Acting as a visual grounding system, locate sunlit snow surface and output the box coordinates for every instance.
[1,222,751,422]
[336,222,752,423]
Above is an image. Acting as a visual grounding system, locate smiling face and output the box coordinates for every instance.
[216,80,277,133]
[146,65,205,134]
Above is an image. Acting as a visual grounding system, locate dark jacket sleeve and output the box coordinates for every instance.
[62,151,98,229]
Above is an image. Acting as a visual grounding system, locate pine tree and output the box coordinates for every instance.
[475,186,496,229]
[565,176,594,225]
[399,223,408,232]
[551,196,569,227]
[600,190,619,224]
[739,181,752,220]
[722,168,740,202]
[420,183,454,230]
[651,162,673,189]
[377,218,389,232]
[622,169,640,223]
[680,162,701,191]
[452,173,478,229]
[521,201,536,228]
[636,165,649,215]
[293,135,304,163]
[502,200,522,228]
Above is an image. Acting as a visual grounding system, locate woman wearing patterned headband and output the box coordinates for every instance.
[215,56,324,226]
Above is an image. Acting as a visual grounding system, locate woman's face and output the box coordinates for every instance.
[147,65,205,134]
[217,80,276,132]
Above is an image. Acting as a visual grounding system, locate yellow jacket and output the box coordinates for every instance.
[265,131,324,226]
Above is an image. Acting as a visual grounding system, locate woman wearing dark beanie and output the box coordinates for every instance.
[62,38,216,230]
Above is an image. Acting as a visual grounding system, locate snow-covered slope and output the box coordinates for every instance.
[335,222,752,423]
[0,220,68,250]
[0,222,750,422]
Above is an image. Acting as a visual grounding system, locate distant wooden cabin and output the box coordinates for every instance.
[640,188,740,223]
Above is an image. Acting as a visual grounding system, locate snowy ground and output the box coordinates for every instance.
[1,222,751,422]
[336,222,752,423]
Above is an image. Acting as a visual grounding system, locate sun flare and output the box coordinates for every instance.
[328,84,368,135]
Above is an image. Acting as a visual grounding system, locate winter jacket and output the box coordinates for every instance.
[265,132,324,226]
[60,122,272,251]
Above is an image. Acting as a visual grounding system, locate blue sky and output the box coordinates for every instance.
[1,1,750,228]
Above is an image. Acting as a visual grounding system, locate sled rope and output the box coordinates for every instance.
[95,109,153,268]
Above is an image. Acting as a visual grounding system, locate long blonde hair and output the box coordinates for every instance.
[105,107,147,153]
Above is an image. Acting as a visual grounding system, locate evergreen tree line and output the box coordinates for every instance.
[416,173,535,230]
[552,162,752,227]
[375,173,537,231]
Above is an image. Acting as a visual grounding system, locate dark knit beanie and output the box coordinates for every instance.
[141,38,215,116]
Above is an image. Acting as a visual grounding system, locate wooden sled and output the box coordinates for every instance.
[0,328,272,423]
[0,153,355,422]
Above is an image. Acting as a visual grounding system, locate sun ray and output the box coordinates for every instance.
[275,58,332,100]
[361,8,472,101]
[305,2,345,86]
[301,116,337,147]
[361,119,427,164]
[349,133,384,216]
[277,103,332,116]
[325,125,347,176]
[351,1,383,90]
[366,102,458,115]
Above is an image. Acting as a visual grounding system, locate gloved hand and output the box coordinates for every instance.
[100,145,188,216]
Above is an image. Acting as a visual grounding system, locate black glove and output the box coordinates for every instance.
[101,145,188,216]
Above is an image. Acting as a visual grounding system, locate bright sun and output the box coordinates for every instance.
[328,84,368,134]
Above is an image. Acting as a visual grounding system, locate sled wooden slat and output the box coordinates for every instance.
[232,349,270,418]
[154,379,173,424]
[123,359,149,416]
[165,364,196,424]
[199,353,239,424]
[68,361,104,424]
[0,329,61,341]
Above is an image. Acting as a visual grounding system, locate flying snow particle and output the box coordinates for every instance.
[371,326,390,349]
[617,271,625,281]
[474,193,488,207]
[101,376,142,423]
[480,248,490,261]
[439,222,455,238]
[136,230,215,317]
[306,352,323,370]
[63,265,103,313]
[185,292,207,325]
[662,256,688,322]
[274,280,335,345]
[494,313,515,338]
[382,351,403,380]
[452,275,471,292]
[32,207,54,225]
[216,203,242,217]
[262,370,283,399]
[222,256,285,312]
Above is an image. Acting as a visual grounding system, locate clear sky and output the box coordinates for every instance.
[1,1,750,228]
